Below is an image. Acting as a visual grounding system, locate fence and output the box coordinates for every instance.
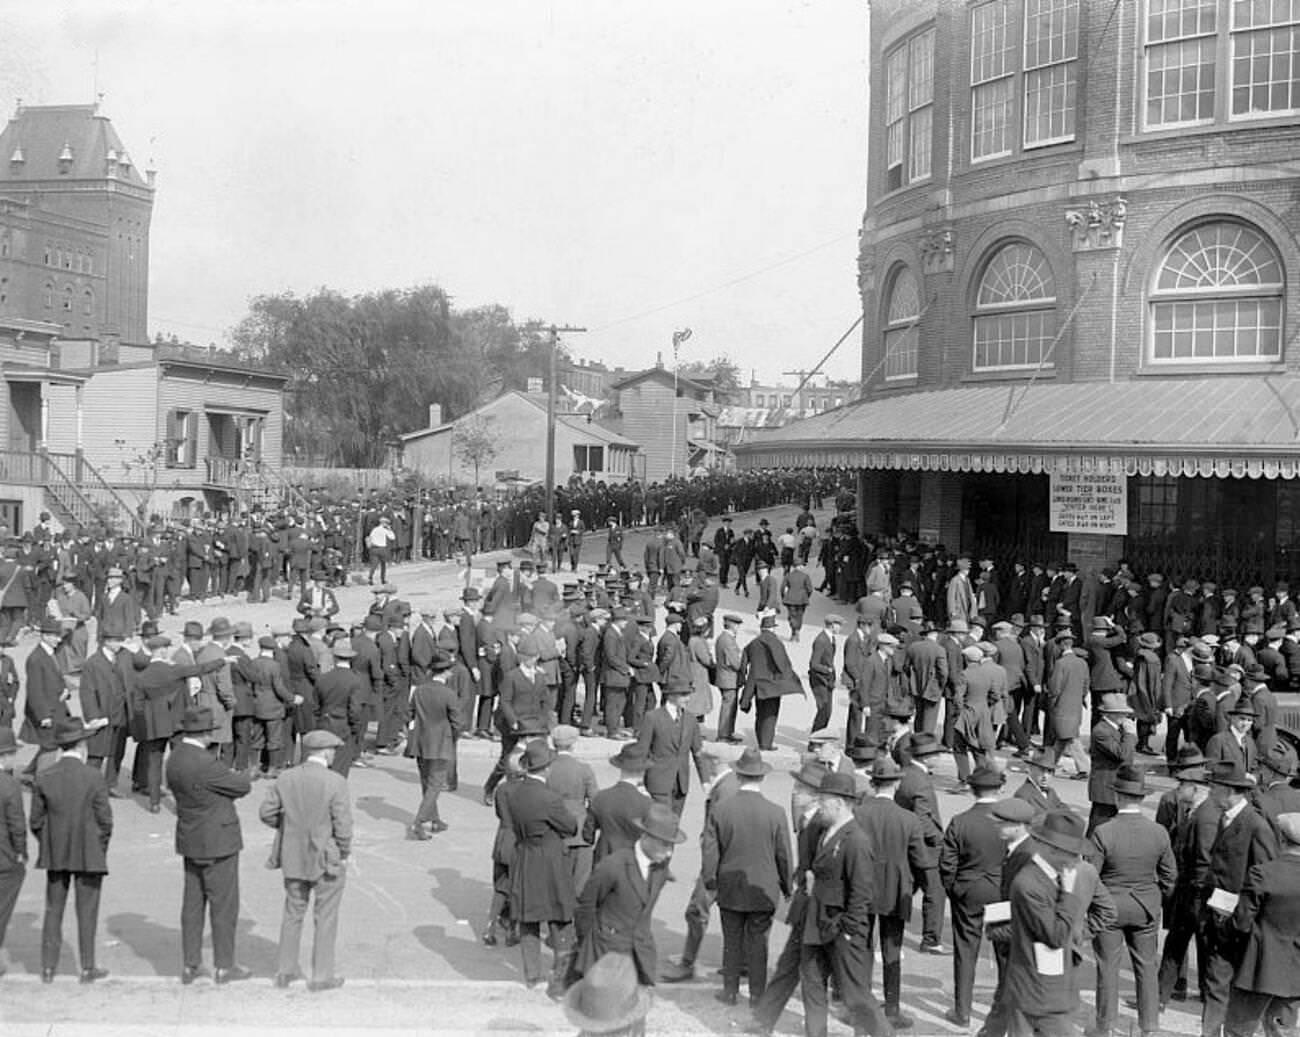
[282,466,395,492]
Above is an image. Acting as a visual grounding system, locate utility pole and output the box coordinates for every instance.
[542,323,586,519]
[782,369,811,410]
[669,328,692,478]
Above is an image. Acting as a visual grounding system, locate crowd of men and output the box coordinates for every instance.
[1,479,1300,1036]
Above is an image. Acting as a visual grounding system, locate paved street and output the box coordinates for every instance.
[0,504,1204,1035]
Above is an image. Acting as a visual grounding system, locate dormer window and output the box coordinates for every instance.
[57,142,73,174]
[8,145,23,166]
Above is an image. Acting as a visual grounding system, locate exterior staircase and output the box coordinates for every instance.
[42,451,146,537]
[203,458,310,513]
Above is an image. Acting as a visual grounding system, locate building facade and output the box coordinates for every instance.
[607,367,725,482]
[737,0,1300,585]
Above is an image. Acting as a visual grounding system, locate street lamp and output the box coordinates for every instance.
[670,327,692,478]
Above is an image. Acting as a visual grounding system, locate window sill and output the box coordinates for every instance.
[1126,115,1300,144]
[883,374,919,387]
[961,368,1056,384]
[1135,362,1287,377]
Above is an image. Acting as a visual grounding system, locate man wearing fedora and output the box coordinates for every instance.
[1003,809,1087,1036]
[79,627,130,795]
[1090,764,1177,1037]
[1199,761,1278,1037]
[1207,698,1260,775]
[167,706,253,985]
[30,717,113,983]
[895,731,947,955]
[573,803,684,989]
[313,639,366,777]
[404,648,463,841]
[22,618,70,778]
[806,613,842,737]
[739,612,804,752]
[584,744,653,864]
[940,764,1006,1027]
[563,951,653,1037]
[1132,631,1164,756]
[634,682,713,818]
[1255,742,1300,838]
[1014,748,1065,821]
[0,724,26,974]
[1226,811,1300,1037]
[702,747,791,1008]
[856,756,928,1028]
[260,728,352,992]
[196,618,237,765]
[1088,693,1138,834]
[509,738,579,998]
[799,770,895,1037]
[1046,629,1090,780]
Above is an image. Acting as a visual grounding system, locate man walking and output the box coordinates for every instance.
[30,718,113,983]
[167,706,253,984]
[405,649,463,841]
[260,729,353,992]
[702,747,791,1009]
[738,613,804,752]
[0,726,26,973]
[808,614,842,735]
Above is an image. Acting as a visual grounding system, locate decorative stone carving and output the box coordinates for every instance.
[1065,197,1126,251]
[857,247,876,295]
[919,226,955,274]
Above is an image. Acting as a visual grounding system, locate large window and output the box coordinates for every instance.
[972,242,1057,370]
[573,445,604,473]
[1144,0,1300,128]
[971,0,1079,160]
[883,266,921,380]
[1150,220,1284,363]
[885,27,935,190]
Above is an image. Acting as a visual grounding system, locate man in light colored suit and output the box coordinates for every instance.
[260,729,353,992]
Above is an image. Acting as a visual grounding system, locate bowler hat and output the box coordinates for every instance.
[1097,692,1133,714]
[966,765,1006,790]
[1112,764,1148,797]
[53,717,92,747]
[39,618,64,636]
[633,803,687,844]
[846,736,877,763]
[817,771,860,800]
[562,952,653,1036]
[521,739,555,773]
[179,707,216,734]
[1171,745,1207,770]
[609,744,650,772]
[791,758,830,788]
[871,758,903,782]
[1228,698,1258,718]
[1032,810,1086,856]
[731,747,771,778]
[303,729,344,751]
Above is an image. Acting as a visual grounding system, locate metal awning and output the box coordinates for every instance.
[734,376,1300,479]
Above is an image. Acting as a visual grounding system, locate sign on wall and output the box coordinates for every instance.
[1049,472,1127,536]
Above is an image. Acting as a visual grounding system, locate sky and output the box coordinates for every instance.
[0,0,869,385]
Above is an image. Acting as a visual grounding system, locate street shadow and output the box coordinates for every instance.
[426,865,494,924]
[354,795,414,827]
[105,910,181,975]
[411,921,520,982]
[2,910,42,974]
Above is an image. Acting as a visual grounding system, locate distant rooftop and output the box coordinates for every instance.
[0,103,152,187]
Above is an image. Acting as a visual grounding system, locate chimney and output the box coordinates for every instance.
[655,352,663,369]
[428,403,442,427]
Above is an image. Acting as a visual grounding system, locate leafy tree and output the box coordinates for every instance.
[678,354,742,392]
[452,414,500,487]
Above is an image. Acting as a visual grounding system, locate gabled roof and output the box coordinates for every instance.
[401,390,638,448]
[610,366,712,396]
[0,104,151,187]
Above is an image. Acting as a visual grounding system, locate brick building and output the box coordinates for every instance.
[737,0,1300,586]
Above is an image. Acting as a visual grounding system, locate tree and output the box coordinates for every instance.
[452,415,500,488]
[678,354,742,392]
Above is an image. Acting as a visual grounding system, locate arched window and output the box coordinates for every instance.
[62,285,73,311]
[43,282,53,308]
[972,241,1056,370]
[1150,221,1284,363]
[883,265,921,380]
[82,288,94,316]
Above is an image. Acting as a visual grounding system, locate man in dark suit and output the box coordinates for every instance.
[798,771,895,1037]
[1088,693,1138,835]
[80,632,130,795]
[977,797,1040,1037]
[1090,764,1178,1036]
[1004,810,1087,1036]
[30,718,113,983]
[1227,811,1300,1037]
[95,566,138,640]
[634,685,714,816]
[22,620,69,776]
[404,649,463,840]
[939,765,1006,1026]
[166,707,253,984]
[738,613,804,751]
[313,643,365,777]
[582,744,653,863]
[895,731,947,954]
[780,560,813,642]
[1014,748,1065,821]
[284,617,321,758]
[484,560,514,623]
[0,726,26,971]
[807,614,842,734]
[855,757,929,1027]
[349,615,384,758]
[1206,698,1260,774]
[509,740,578,999]
[702,748,791,1008]
[572,802,684,987]
[1200,761,1278,1037]
[485,641,549,801]
[906,622,947,738]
